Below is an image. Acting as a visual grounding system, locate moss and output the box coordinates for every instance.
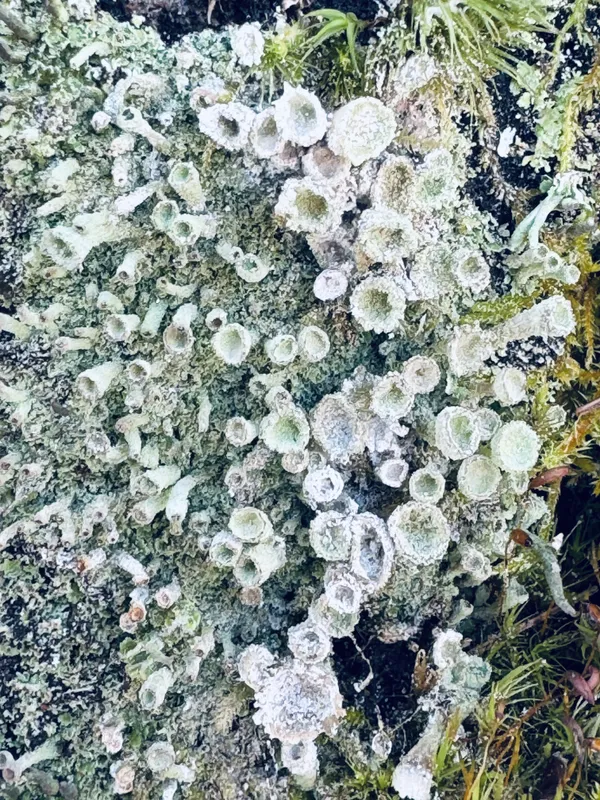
[460,292,540,325]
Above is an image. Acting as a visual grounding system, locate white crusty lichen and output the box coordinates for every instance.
[197,101,256,150]
[260,404,310,454]
[324,565,363,616]
[76,361,123,402]
[350,513,394,594]
[273,83,328,147]
[0,741,58,785]
[393,631,491,798]
[225,415,258,446]
[163,303,198,355]
[392,713,445,800]
[251,108,285,158]
[491,421,540,472]
[408,465,446,504]
[298,325,330,363]
[313,267,348,301]
[311,393,364,462]
[457,455,502,500]
[209,529,243,567]
[281,740,319,790]
[234,252,271,283]
[492,366,527,406]
[356,207,418,265]
[0,6,585,798]
[303,466,345,507]
[388,502,450,566]
[350,276,407,334]
[228,506,273,542]
[275,177,343,234]
[251,658,345,743]
[328,97,397,166]
[402,355,441,394]
[230,22,264,67]
[265,333,298,365]
[377,457,409,487]
[287,619,331,664]
[211,322,253,364]
[139,667,174,711]
[435,406,481,460]
[167,161,206,209]
[233,536,286,586]
[309,511,353,561]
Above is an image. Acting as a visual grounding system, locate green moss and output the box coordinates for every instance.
[459,293,539,325]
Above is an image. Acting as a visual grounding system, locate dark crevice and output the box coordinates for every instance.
[98,0,380,42]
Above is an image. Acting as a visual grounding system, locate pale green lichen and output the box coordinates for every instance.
[0,2,587,798]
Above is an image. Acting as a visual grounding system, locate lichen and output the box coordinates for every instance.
[0,2,588,798]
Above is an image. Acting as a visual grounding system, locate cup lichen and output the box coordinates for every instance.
[0,3,589,798]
